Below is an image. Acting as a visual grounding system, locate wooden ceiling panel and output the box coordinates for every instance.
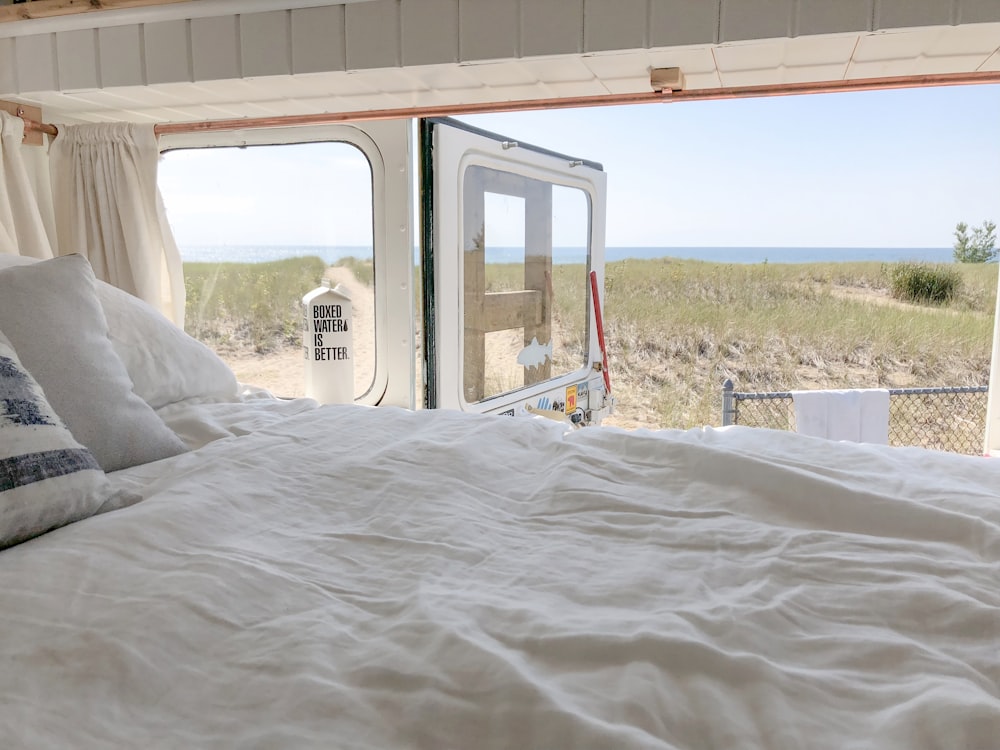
[0,0,193,24]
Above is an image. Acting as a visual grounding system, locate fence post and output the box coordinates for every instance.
[722,379,735,426]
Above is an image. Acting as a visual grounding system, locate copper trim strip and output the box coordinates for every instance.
[20,70,1000,138]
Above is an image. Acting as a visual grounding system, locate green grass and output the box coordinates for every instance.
[184,256,327,353]
[600,259,996,428]
[887,262,962,304]
[183,255,997,438]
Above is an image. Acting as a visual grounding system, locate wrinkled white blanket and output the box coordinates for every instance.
[1,404,998,749]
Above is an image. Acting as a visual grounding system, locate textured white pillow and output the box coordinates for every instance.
[0,255,187,471]
[0,331,133,549]
[0,254,33,271]
[0,253,239,410]
[97,282,239,409]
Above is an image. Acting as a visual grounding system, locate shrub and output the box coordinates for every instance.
[887,262,962,305]
[953,220,997,263]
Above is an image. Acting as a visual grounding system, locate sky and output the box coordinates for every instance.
[159,83,1000,249]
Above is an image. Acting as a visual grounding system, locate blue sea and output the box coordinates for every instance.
[179,245,955,266]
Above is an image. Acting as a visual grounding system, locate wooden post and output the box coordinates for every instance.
[0,0,193,24]
[523,180,552,385]
[462,170,486,403]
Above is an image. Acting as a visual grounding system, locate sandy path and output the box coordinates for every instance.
[223,266,375,400]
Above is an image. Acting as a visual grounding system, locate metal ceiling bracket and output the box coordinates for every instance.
[650,67,685,93]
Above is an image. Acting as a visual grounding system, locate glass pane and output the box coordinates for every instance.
[158,141,375,401]
[462,165,591,403]
[551,184,591,374]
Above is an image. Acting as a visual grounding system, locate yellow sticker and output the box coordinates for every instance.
[565,385,578,414]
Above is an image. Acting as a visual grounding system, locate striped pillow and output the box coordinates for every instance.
[0,331,130,549]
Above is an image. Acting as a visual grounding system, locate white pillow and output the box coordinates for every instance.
[0,253,33,270]
[0,252,239,410]
[97,282,239,409]
[0,331,135,549]
[0,255,187,471]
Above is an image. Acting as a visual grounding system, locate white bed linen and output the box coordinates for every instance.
[1,404,998,749]
[153,390,320,449]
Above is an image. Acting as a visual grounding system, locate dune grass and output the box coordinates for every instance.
[600,258,995,428]
[183,255,373,353]
[184,255,997,434]
[335,255,374,287]
[184,256,327,353]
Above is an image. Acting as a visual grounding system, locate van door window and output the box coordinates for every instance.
[158,142,376,400]
[462,165,591,403]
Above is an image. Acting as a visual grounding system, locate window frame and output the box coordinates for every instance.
[158,121,415,408]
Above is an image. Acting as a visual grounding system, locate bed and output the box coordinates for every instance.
[2,254,999,749]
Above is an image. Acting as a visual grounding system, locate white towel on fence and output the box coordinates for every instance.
[791,389,890,444]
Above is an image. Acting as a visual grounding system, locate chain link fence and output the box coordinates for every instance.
[721,381,989,455]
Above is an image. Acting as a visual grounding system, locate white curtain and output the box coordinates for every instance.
[49,122,185,326]
[0,111,56,259]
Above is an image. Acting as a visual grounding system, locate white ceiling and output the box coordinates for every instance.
[17,22,1000,124]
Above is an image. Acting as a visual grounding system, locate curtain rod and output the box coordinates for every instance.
[14,107,57,137]
[20,70,1000,139]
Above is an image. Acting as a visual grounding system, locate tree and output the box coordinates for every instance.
[953,220,997,263]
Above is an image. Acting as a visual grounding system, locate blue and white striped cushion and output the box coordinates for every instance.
[0,331,125,549]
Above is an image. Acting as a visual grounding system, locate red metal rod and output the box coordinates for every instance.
[589,270,611,396]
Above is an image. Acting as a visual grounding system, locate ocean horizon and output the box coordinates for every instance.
[179,245,956,266]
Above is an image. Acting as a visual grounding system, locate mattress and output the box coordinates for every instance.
[1,401,998,749]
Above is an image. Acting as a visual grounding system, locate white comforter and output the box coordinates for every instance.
[1,403,999,749]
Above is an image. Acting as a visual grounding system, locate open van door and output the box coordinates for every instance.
[420,117,612,425]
